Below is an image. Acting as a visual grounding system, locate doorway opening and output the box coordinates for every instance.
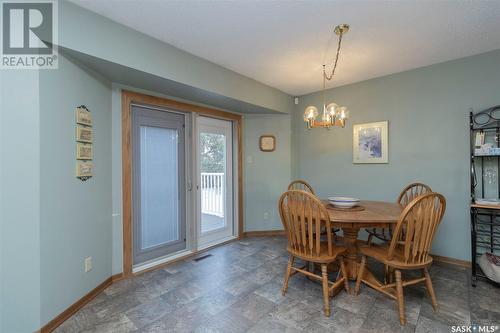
[121,91,242,276]
[197,116,234,248]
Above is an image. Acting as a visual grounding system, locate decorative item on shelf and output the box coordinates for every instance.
[478,253,500,283]
[353,121,388,164]
[474,145,500,156]
[475,131,485,147]
[259,135,276,152]
[75,105,93,181]
[475,198,500,206]
[303,24,351,129]
[485,168,497,184]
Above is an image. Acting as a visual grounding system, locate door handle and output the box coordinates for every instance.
[187,181,192,191]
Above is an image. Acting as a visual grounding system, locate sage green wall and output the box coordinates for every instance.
[243,114,292,231]
[0,70,41,333]
[39,54,112,325]
[293,49,500,261]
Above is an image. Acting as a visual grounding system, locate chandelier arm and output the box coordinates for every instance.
[323,32,343,81]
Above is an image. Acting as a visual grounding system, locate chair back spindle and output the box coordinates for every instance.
[397,182,432,207]
[388,193,446,265]
[279,190,334,258]
[287,180,316,195]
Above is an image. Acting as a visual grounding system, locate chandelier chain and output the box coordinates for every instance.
[323,32,343,81]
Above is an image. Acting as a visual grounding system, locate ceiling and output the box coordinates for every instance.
[70,0,500,96]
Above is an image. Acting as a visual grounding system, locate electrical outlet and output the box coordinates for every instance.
[263,212,269,220]
[84,257,92,272]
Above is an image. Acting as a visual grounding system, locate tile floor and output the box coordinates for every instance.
[55,237,500,333]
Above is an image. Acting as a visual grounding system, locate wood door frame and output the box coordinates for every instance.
[122,90,243,276]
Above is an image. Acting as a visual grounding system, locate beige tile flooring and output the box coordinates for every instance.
[55,237,499,333]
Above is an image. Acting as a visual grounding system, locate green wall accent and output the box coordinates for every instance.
[0,70,41,333]
[39,54,112,325]
[59,0,292,114]
[243,114,292,231]
[293,49,500,261]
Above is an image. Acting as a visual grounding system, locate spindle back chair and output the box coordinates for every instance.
[355,192,446,325]
[279,190,349,317]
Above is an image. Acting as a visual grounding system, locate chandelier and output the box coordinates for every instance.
[304,24,350,129]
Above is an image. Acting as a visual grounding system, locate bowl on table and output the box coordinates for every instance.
[328,197,360,209]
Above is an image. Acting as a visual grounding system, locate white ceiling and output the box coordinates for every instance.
[70,0,500,96]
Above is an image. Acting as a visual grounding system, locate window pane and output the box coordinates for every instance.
[140,125,179,249]
[200,132,226,233]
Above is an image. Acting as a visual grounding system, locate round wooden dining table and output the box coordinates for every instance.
[322,200,402,280]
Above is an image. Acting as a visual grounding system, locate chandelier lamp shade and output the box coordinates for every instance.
[304,24,350,129]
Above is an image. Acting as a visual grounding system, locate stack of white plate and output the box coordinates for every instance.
[475,198,500,206]
[328,197,360,208]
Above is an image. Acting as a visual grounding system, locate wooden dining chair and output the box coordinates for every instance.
[354,192,446,325]
[287,180,316,195]
[287,180,340,236]
[279,190,349,317]
[365,182,432,245]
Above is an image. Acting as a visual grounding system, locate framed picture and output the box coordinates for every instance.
[353,121,388,164]
[259,135,276,152]
[76,107,92,126]
[76,125,93,143]
[76,161,93,178]
[76,142,93,160]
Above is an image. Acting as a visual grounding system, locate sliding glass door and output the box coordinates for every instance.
[197,116,234,247]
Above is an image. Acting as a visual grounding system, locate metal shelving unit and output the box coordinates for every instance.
[470,106,500,287]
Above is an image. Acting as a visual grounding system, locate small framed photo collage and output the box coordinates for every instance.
[75,106,93,180]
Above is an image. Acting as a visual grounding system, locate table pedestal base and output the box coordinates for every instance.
[341,228,360,280]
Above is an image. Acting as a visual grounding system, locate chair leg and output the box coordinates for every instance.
[387,266,394,284]
[395,270,406,325]
[423,267,438,311]
[321,264,331,317]
[339,258,350,294]
[282,254,294,295]
[354,255,366,295]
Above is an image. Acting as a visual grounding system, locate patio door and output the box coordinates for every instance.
[131,105,186,266]
[196,116,234,247]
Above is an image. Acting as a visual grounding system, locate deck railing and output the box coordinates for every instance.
[201,172,224,217]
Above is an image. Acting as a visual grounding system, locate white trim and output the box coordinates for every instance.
[132,249,194,274]
[197,235,237,251]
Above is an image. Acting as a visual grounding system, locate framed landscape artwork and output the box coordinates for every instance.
[353,121,388,164]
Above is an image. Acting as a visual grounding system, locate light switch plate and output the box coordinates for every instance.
[85,257,92,272]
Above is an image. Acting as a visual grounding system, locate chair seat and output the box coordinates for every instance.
[359,244,433,269]
[288,242,347,264]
